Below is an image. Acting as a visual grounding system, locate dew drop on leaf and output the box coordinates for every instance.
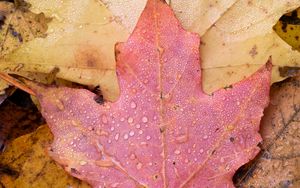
[130,101,137,108]
[142,116,148,123]
[127,117,134,123]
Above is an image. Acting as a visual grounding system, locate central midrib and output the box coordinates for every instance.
[153,1,168,188]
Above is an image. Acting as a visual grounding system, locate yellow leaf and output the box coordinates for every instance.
[0,1,50,58]
[198,0,300,93]
[101,0,238,36]
[0,0,128,101]
[0,125,90,188]
[274,7,300,52]
[1,0,300,98]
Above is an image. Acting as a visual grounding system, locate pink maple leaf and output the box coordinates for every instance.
[30,0,271,187]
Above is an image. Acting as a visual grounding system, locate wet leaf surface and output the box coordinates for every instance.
[28,1,272,187]
[0,125,90,188]
[0,0,128,101]
[234,76,300,188]
[102,0,300,94]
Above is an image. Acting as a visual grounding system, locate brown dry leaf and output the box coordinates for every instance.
[0,90,44,150]
[0,0,128,101]
[0,1,50,58]
[0,125,90,188]
[0,1,50,93]
[234,76,300,187]
[102,0,300,93]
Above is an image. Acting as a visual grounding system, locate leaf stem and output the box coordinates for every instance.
[0,72,36,96]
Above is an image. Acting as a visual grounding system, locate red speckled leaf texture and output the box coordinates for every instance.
[30,0,272,187]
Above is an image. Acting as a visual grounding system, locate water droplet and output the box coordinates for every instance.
[55,99,64,110]
[174,149,181,155]
[136,124,141,129]
[115,133,120,141]
[120,117,125,122]
[176,135,188,143]
[136,162,143,169]
[96,130,101,135]
[164,93,171,100]
[227,125,234,131]
[139,130,143,134]
[130,153,136,160]
[127,117,134,124]
[101,115,108,124]
[111,183,119,188]
[110,127,115,131]
[123,134,129,140]
[146,136,151,140]
[203,135,208,139]
[220,158,225,163]
[129,130,135,136]
[200,149,204,153]
[237,101,240,105]
[142,117,148,123]
[130,101,137,109]
[80,161,87,165]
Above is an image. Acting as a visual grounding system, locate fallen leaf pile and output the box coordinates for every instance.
[0,0,300,98]
[0,0,299,187]
[0,0,128,101]
[27,0,272,187]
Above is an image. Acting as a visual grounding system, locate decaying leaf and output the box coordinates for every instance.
[0,89,44,153]
[274,7,300,52]
[0,0,128,101]
[0,0,50,57]
[0,125,90,188]
[234,76,300,188]
[0,0,51,94]
[28,1,271,187]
